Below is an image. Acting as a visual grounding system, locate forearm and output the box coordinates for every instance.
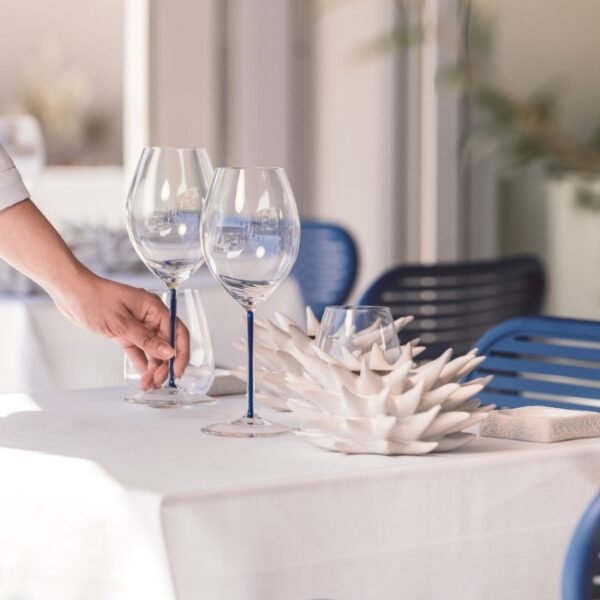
[0,198,185,387]
[0,199,93,301]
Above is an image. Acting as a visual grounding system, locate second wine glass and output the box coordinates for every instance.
[126,146,214,407]
[201,167,301,436]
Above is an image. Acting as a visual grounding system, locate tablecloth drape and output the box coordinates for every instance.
[0,387,598,599]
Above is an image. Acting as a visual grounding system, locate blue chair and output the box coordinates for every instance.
[291,220,358,319]
[465,315,600,412]
[358,255,545,360]
[563,493,600,600]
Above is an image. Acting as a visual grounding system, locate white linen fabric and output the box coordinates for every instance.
[0,143,29,210]
[0,387,598,600]
[0,272,304,393]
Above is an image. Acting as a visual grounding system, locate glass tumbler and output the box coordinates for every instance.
[125,288,216,406]
[315,305,401,368]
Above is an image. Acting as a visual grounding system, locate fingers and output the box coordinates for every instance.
[122,344,159,391]
[152,362,169,388]
[121,317,175,362]
[121,325,187,391]
[124,345,149,376]
[140,356,168,390]
[115,288,191,390]
[141,368,157,391]
[147,324,187,386]
[137,296,189,378]
[173,319,190,378]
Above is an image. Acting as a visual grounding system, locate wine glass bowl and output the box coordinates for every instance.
[201,167,300,436]
[126,147,214,406]
[201,168,300,308]
[127,147,213,288]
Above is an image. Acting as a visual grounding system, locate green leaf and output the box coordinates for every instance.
[527,87,560,123]
[472,86,517,125]
[585,121,600,151]
[352,26,424,61]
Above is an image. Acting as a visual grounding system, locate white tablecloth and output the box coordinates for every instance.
[0,387,598,600]
[0,271,304,393]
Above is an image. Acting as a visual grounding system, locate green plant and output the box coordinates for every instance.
[360,0,600,177]
[443,4,600,177]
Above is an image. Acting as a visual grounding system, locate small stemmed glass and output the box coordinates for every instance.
[201,167,301,436]
[126,146,214,407]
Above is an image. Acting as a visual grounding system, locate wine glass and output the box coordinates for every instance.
[126,146,214,407]
[201,167,301,436]
[124,289,216,403]
[0,114,46,190]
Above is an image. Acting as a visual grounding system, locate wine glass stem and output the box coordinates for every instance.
[246,309,255,418]
[168,288,177,388]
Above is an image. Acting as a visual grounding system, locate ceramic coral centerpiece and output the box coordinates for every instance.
[233,307,494,455]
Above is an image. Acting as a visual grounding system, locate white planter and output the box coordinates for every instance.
[544,175,600,318]
[500,172,600,319]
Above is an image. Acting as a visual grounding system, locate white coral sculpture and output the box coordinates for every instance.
[234,307,494,455]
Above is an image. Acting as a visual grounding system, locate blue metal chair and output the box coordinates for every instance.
[291,220,358,319]
[358,255,545,359]
[563,493,600,600]
[465,315,600,411]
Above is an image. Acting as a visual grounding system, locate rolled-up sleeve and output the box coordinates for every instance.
[0,143,30,210]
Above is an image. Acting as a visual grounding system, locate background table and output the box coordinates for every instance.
[0,386,598,599]
[0,270,304,394]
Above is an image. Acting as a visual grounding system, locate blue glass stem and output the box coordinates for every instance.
[246,309,255,418]
[168,288,177,388]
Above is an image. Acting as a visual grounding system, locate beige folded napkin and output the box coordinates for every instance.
[480,406,600,443]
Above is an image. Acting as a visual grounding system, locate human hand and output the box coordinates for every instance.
[52,271,190,390]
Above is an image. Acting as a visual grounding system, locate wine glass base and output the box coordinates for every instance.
[202,415,292,437]
[125,387,214,409]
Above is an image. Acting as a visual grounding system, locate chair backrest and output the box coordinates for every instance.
[466,315,600,411]
[358,255,545,359]
[563,493,600,600]
[291,220,358,319]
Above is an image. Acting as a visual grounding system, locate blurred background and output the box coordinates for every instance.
[1,0,599,317]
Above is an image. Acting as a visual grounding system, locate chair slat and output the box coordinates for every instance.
[385,295,536,317]
[488,375,600,400]
[467,316,600,412]
[493,339,600,363]
[477,391,600,412]
[481,356,600,381]
[359,255,545,360]
[382,280,533,301]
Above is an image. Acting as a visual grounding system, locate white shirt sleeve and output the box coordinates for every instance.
[0,143,30,211]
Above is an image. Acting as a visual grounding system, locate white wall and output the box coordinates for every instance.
[311,0,401,295]
[225,0,294,173]
[149,0,222,162]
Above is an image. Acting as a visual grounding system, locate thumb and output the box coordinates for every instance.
[120,318,175,360]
